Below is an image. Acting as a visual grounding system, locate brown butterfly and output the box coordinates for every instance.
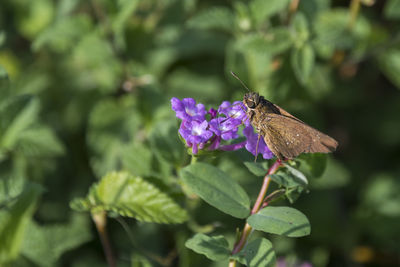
[242,92,338,160]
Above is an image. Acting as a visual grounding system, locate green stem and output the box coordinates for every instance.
[229,160,283,266]
[191,155,197,164]
[348,0,361,29]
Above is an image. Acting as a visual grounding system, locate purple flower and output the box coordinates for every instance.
[171,97,207,121]
[179,120,213,154]
[170,97,275,158]
[243,125,274,159]
[218,101,247,125]
[209,117,240,140]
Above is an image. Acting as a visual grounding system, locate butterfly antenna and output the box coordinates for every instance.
[230,71,251,92]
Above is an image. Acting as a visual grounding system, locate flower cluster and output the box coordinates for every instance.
[171,97,274,159]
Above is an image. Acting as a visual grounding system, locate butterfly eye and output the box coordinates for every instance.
[247,101,256,108]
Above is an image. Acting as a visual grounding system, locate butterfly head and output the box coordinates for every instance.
[243,92,261,109]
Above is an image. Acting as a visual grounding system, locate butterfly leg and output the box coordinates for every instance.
[254,134,261,162]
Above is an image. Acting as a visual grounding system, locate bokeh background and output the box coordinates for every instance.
[0,0,400,266]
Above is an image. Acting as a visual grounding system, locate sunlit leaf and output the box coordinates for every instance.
[70,171,188,224]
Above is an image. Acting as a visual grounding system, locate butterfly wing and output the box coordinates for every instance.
[260,113,338,160]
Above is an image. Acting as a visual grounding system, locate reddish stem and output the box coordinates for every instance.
[230,160,283,258]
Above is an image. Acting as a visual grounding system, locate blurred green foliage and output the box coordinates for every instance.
[0,0,400,266]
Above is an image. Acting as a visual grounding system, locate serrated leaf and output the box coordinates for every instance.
[250,0,290,26]
[70,171,188,224]
[0,183,42,264]
[21,214,92,267]
[187,7,235,32]
[180,162,250,218]
[291,44,315,84]
[247,206,311,237]
[185,233,230,261]
[384,0,400,19]
[232,238,276,267]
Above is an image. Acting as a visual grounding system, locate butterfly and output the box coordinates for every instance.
[243,92,338,160]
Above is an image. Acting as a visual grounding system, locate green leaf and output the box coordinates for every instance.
[362,174,400,217]
[269,164,308,188]
[0,96,40,150]
[310,157,350,189]
[21,214,92,267]
[149,120,185,166]
[187,7,235,32]
[243,161,270,177]
[0,32,5,47]
[247,206,311,237]
[283,164,308,186]
[0,183,42,264]
[185,233,230,261]
[296,153,327,178]
[87,97,141,178]
[70,171,188,224]
[0,65,10,100]
[236,28,293,56]
[121,142,153,177]
[250,0,290,26]
[313,9,370,54]
[112,0,140,49]
[384,0,400,19]
[131,253,153,267]
[33,15,92,52]
[180,162,250,218]
[15,125,65,157]
[291,44,315,84]
[232,238,276,267]
[15,0,54,39]
[378,48,400,89]
[292,13,310,48]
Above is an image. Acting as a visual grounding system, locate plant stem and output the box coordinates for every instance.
[348,0,361,29]
[287,0,301,23]
[92,212,116,267]
[229,160,283,266]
